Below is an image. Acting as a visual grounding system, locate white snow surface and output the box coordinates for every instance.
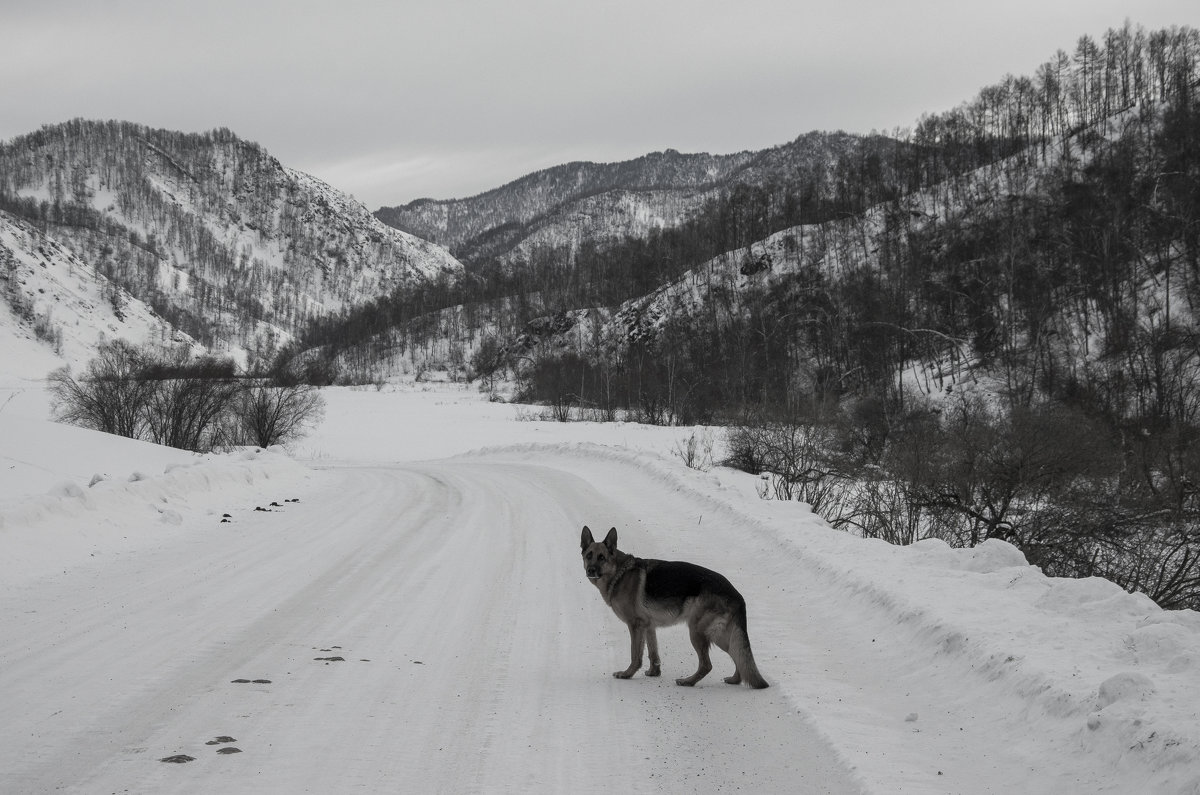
[2,381,1199,794]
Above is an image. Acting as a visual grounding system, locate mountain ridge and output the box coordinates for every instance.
[0,119,464,367]
[373,131,875,266]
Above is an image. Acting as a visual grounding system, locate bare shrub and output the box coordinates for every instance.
[674,428,714,471]
[725,419,850,515]
[48,339,154,439]
[50,343,324,453]
[830,472,928,545]
[912,397,1118,547]
[235,382,326,448]
[1015,490,1200,610]
[1115,531,1200,611]
[141,351,239,452]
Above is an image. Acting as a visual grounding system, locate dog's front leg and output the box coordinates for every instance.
[614,621,645,679]
[645,627,661,676]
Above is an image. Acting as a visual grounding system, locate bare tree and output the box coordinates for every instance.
[236,381,325,448]
[47,339,154,439]
[143,373,239,452]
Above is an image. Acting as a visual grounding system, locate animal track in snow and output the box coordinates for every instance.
[312,644,371,663]
[161,735,243,763]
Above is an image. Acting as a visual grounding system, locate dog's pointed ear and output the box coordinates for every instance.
[581,526,594,551]
[603,527,618,553]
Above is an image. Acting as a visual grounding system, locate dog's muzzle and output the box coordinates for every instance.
[586,568,601,580]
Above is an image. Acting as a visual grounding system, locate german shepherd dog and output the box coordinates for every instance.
[580,526,768,688]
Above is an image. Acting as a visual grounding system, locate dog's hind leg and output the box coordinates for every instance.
[614,622,645,679]
[711,624,742,684]
[645,627,661,677]
[676,626,713,686]
[728,618,769,689]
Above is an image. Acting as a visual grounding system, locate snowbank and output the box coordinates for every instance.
[0,409,309,586]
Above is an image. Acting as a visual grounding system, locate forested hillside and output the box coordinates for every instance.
[324,23,1199,410]
[0,121,462,362]
[374,131,893,270]
[375,146,761,248]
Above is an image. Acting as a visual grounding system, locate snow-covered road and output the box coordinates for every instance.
[3,383,1199,794]
[0,459,859,794]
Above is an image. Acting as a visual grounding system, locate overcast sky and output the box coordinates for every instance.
[4,0,1199,208]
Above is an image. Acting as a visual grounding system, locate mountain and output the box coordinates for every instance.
[0,208,193,378]
[0,120,463,366]
[376,147,758,248]
[374,132,878,268]
[323,23,1200,433]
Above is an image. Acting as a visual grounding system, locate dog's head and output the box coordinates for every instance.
[581,526,619,582]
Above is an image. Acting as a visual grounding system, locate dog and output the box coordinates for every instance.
[580,526,768,688]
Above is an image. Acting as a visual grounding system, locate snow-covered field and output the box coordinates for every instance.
[2,376,1199,794]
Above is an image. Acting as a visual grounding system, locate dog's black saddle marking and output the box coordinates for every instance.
[642,560,743,605]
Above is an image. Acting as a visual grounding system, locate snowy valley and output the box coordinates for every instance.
[3,19,1200,795]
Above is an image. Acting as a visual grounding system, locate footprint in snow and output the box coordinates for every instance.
[206,736,237,745]
[160,754,195,764]
[315,645,369,663]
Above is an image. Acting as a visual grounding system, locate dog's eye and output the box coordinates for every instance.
[585,551,592,560]
[597,554,605,562]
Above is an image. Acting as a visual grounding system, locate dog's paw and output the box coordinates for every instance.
[675,678,697,687]
[724,675,741,685]
[613,671,634,679]
[646,666,661,677]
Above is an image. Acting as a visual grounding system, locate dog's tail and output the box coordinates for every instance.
[732,605,769,689]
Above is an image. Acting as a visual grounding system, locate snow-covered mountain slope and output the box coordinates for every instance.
[575,107,1195,397]
[0,209,195,377]
[464,188,713,269]
[376,147,757,247]
[0,120,464,365]
[376,132,872,265]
